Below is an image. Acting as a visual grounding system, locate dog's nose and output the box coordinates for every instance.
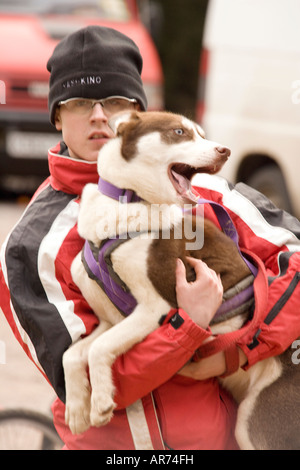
[216,146,231,159]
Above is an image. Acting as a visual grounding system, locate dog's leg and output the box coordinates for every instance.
[63,320,111,435]
[88,301,169,427]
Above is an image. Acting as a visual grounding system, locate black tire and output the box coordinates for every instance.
[246,164,293,214]
[0,409,63,450]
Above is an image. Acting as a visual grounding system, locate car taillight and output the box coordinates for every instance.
[196,47,210,124]
[143,82,164,111]
[5,77,48,110]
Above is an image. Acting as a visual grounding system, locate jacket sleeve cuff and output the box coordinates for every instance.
[164,308,212,352]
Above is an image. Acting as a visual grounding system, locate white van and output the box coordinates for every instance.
[197,0,300,217]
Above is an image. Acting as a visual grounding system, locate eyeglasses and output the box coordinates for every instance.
[58,96,138,116]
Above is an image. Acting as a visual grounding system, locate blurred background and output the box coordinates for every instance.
[0,0,208,199]
[1,0,300,420]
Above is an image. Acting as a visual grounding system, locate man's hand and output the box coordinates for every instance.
[175,256,248,379]
[178,345,247,380]
[175,257,223,329]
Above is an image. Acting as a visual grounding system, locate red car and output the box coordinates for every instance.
[0,0,163,193]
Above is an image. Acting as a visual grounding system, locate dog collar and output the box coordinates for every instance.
[98,178,142,203]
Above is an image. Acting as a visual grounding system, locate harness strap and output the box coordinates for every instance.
[212,275,255,324]
[82,239,137,317]
[219,344,240,378]
[195,198,258,277]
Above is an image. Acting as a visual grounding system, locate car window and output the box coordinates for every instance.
[0,0,130,21]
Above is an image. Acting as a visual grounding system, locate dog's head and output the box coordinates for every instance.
[97,111,230,205]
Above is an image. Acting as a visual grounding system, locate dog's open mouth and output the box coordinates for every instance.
[168,163,220,204]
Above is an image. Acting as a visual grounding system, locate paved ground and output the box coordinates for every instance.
[0,201,55,414]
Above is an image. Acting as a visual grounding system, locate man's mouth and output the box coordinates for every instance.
[91,134,102,140]
[89,132,110,141]
[168,162,221,204]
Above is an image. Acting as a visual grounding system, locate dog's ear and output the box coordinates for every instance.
[108,111,140,136]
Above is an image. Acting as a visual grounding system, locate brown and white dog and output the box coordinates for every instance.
[63,111,300,450]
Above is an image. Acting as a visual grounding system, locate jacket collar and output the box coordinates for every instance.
[48,142,99,196]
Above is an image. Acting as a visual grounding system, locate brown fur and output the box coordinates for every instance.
[117,111,201,161]
[148,215,251,309]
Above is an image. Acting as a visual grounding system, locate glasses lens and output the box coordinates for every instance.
[64,99,92,114]
[103,98,136,115]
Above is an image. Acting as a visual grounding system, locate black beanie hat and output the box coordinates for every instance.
[47,25,148,125]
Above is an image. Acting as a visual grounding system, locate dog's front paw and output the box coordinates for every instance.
[65,400,91,435]
[90,391,116,427]
[65,388,91,435]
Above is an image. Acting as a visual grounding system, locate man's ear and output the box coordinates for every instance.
[54,108,62,131]
[108,110,140,136]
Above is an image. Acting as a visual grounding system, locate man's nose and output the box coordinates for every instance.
[90,103,108,121]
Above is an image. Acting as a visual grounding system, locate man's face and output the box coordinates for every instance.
[55,102,116,162]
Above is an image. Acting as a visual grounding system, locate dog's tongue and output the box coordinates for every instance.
[171,169,199,204]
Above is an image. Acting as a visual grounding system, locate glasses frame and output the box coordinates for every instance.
[58,96,138,114]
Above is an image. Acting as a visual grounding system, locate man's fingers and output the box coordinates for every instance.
[186,257,223,291]
[185,256,207,278]
[175,258,188,288]
[177,257,222,287]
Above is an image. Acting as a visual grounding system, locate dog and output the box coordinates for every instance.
[63,110,300,450]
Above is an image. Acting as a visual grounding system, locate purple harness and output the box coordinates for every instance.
[82,178,257,321]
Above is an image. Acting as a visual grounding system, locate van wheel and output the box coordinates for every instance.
[246,165,293,214]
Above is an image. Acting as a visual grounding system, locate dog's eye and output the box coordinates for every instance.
[174,128,184,136]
